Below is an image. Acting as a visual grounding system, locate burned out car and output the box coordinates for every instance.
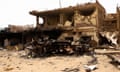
[24,26,98,57]
[24,1,104,57]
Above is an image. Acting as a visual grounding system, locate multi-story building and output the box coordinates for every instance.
[29,1,107,44]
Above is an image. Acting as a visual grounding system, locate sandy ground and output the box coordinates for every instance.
[0,49,120,72]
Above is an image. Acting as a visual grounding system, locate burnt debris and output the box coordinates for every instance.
[0,1,120,59]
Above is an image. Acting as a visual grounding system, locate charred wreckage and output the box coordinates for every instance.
[0,1,120,58]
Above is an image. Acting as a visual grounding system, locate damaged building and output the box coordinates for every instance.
[30,1,105,44]
[0,25,35,50]
[0,1,120,56]
[29,1,120,46]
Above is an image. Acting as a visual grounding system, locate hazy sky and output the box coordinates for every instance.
[0,0,120,28]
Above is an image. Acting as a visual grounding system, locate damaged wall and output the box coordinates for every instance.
[102,14,117,31]
[74,7,97,26]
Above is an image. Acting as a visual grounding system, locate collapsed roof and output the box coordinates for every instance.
[29,2,104,17]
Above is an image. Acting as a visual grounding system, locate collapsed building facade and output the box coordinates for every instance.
[29,1,120,46]
[0,1,120,56]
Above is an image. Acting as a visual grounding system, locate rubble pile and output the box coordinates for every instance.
[0,1,120,72]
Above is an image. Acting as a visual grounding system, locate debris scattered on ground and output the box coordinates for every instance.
[84,64,97,71]
[108,54,120,69]
[4,67,14,71]
[0,47,3,50]
[62,67,80,72]
[0,50,120,72]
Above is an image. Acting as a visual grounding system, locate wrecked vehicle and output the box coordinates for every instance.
[24,28,97,57]
[24,1,106,57]
[0,1,120,58]
[74,36,97,55]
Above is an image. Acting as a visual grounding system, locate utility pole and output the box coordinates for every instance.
[59,0,62,8]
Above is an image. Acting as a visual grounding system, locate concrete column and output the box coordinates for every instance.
[36,16,39,27]
[44,16,48,27]
[60,13,64,24]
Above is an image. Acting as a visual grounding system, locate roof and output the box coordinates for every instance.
[8,25,35,33]
[29,2,99,17]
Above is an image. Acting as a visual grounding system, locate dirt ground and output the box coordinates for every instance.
[0,49,120,72]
